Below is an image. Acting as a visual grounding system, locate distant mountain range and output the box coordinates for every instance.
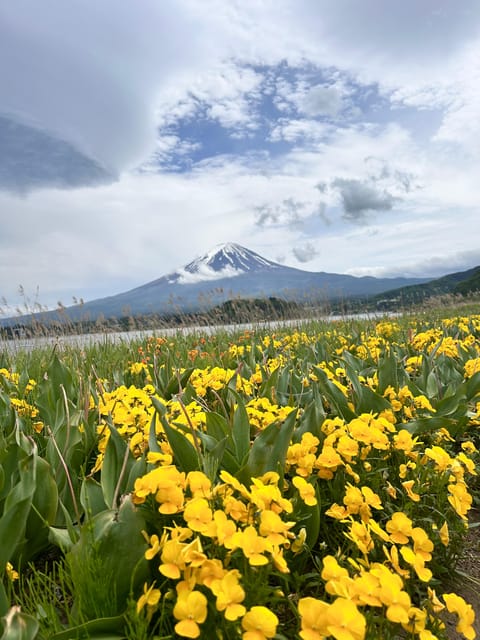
[371,264,480,306]
[2,243,438,327]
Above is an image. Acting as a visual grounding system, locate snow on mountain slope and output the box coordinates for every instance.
[175,242,281,284]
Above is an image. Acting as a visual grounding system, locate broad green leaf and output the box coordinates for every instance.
[162,367,194,400]
[80,478,107,518]
[66,496,149,621]
[313,367,356,421]
[293,388,325,442]
[50,615,125,639]
[22,457,59,562]
[157,413,200,473]
[0,440,37,579]
[237,408,297,485]
[205,412,230,442]
[101,424,132,509]
[377,348,400,393]
[147,413,162,455]
[230,391,251,466]
[465,371,480,401]
[356,384,391,415]
[0,606,39,640]
[403,416,459,436]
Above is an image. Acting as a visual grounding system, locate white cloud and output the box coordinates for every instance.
[301,84,343,117]
[269,119,334,143]
[1,0,480,311]
[292,242,319,263]
[0,0,219,172]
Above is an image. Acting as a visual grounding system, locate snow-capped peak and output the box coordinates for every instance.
[175,243,280,284]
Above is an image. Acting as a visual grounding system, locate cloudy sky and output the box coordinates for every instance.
[1,0,480,311]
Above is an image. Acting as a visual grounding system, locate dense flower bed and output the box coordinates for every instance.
[1,313,479,639]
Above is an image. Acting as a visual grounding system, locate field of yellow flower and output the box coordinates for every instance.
[1,312,479,639]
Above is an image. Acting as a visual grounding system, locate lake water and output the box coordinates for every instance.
[0,312,398,354]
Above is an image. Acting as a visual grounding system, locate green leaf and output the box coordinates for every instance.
[157,413,200,473]
[377,348,400,393]
[237,409,297,485]
[0,606,39,640]
[66,496,149,621]
[313,367,356,421]
[0,441,37,581]
[205,412,229,442]
[162,368,194,400]
[100,424,132,509]
[80,478,107,518]
[22,457,59,562]
[147,413,162,455]
[293,388,325,442]
[230,391,251,466]
[403,416,459,436]
[50,615,125,639]
[355,384,391,415]
[465,371,480,401]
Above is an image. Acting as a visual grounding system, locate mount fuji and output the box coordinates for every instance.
[2,243,431,325]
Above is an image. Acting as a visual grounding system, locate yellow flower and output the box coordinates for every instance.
[402,606,427,635]
[399,546,432,582]
[464,357,480,378]
[250,476,292,514]
[448,481,472,519]
[293,476,317,506]
[5,562,19,581]
[443,593,476,640]
[183,498,213,534]
[346,520,373,555]
[343,485,364,515]
[144,533,161,560]
[413,395,435,412]
[259,510,295,546]
[291,527,307,554]
[401,480,421,502]
[424,446,452,472]
[336,434,359,461]
[196,558,225,589]
[173,587,208,639]
[325,503,349,520]
[439,521,450,546]
[386,512,413,545]
[205,509,237,546]
[361,486,382,510]
[241,606,278,640]
[315,445,343,473]
[136,582,161,614]
[326,597,366,640]
[133,465,186,513]
[211,569,246,621]
[381,583,411,624]
[351,572,382,607]
[322,556,352,598]
[298,597,329,640]
[427,587,445,614]
[461,440,478,454]
[393,429,417,453]
[187,471,212,498]
[230,526,269,566]
[371,564,411,624]
[411,527,433,562]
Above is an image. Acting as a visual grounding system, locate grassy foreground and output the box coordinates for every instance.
[1,309,480,639]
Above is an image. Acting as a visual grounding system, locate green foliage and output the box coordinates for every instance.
[66,495,149,622]
[1,310,479,639]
